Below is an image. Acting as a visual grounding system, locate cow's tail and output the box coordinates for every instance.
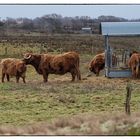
[75,55,81,80]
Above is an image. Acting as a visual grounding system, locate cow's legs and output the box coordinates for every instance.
[22,76,26,83]
[138,66,140,78]
[43,74,48,83]
[2,72,5,83]
[71,73,76,81]
[76,61,81,80]
[6,74,10,82]
[42,69,48,82]
[70,69,76,81]
[132,67,136,78]
[16,76,20,83]
[136,64,139,78]
[76,68,81,80]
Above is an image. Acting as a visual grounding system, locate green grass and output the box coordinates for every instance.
[127,128,140,135]
[0,35,140,134]
[0,67,139,126]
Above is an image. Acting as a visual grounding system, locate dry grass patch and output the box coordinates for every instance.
[0,112,140,135]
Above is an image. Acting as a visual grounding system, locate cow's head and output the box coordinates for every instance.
[89,61,105,76]
[23,53,42,68]
[89,65,95,73]
[89,65,99,76]
[23,53,33,64]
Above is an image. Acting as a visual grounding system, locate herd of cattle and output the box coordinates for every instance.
[0,51,139,83]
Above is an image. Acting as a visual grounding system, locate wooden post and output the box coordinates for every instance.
[5,47,7,55]
[91,46,94,54]
[125,81,132,115]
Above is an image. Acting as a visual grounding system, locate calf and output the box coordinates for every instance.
[1,58,27,83]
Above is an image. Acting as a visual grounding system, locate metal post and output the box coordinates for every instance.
[110,47,113,68]
[105,35,109,77]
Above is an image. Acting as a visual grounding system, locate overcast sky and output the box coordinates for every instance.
[0,4,140,20]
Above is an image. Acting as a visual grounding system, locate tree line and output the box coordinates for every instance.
[0,14,139,35]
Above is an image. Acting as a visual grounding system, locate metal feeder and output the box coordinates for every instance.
[100,22,140,78]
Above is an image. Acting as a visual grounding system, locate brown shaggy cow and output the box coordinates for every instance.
[1,58,27,83]
[128,52,140,78]
[89,53,105,76]
[89,52,117,76]
[23,51,81,82]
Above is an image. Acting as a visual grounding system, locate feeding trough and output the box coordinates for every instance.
[100,22,140,78]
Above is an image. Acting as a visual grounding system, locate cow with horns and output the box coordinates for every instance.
[23,51,81,82]
[1,58,27,83]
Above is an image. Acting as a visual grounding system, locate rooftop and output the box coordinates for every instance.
[101,22,140,36]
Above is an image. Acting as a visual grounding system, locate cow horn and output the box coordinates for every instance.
[24,54,32,59]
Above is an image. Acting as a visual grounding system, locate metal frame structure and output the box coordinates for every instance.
[100,22,140,78]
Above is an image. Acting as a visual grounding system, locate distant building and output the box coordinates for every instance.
[16,19,23,25]
[81,27,93,34]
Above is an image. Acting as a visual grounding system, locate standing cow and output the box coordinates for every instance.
[89,52,117,76]
[23,51,81,82]
[1,58,27,83]
[89,53,105,76]
[128,51,140,78]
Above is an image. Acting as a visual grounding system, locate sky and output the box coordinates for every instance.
[0,4,140,20]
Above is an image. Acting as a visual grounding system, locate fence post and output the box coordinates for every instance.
[91,46,94,54]
[5,47,8,55]
[125,81,132,115]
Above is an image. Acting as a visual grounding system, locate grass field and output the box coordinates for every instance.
[0,65,140,135]
[0,35,140,135]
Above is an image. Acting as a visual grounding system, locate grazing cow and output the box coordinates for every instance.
[1,58,27,83]
[23,51,81,82]
[89,53,105,76]
[89,52,117,76]
[128,51,140,78]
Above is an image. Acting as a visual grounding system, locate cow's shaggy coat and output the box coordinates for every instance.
[89,53,105,76]
[1,58,27,83]
[23,52,81,82]
[128,52,140,78]
[89,52,117,76]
